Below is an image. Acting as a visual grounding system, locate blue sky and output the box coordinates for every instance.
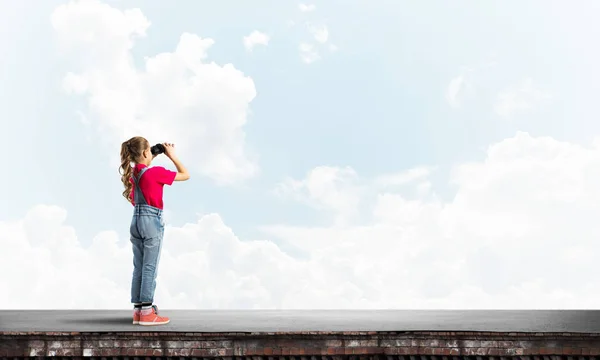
[2,0,600,309]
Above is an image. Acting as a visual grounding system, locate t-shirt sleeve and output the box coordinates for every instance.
[152,166,177,186]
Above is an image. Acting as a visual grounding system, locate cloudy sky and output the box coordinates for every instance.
[2,0,600,310]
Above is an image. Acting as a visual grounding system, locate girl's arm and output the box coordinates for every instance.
[163,143,190,181]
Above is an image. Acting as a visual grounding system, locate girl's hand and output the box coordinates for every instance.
[163,143,176,158]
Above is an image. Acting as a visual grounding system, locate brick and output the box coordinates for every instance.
[522,347,536,355]
[147,340,162,348]
[498,341,515,348]
[463,348,487,356]
[217,340,234,347]
[98,340,115,347]
[184,340,207,348]
[142,349,155,356]
[29,347,45,357]
[346,340,378,347]
[5,349,25,357]
[165,340,184,348]
[102,348,121,356]
[165,348,191,356]
[81,340,97,348]
[444,340,459,347]
[213,347,233,356]
[53,348,81,356]
[506,347,521,355]
[28,340,45,348]
[132,339,147,347]
[325,340,343,347]
[425,340,441,347]
[47,341,63,349]
[381,339,411,347]
[365,346,381,354]
[480,341,498,347]
[463,340,481,348]
[517,340,536,348]
[202,340,220,347]
[308,347,321,354]
[153,349,164,356]
[488,348,500,356]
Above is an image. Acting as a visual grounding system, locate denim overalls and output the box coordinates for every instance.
[129,166,165,304]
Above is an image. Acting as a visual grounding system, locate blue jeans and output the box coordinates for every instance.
[130,204,165,304]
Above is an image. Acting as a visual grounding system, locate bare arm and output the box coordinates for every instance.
[171,155,190,181]
[163,143,190,181]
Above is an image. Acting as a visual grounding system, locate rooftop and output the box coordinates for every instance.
[2,310,600,333]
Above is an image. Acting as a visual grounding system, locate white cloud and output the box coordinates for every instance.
[51,0,258,185]
[299,42,320,64]
[446,59,498,109]
[308,24,328,43]
[494,78,551,118]
[243,30,270,51]
[275,166,361,225]
[266,132,600,308]
[298,3,316,12]
[5,129,600,309]
[0,205,302,309]
[375,166,434,187]
[446,75,465,108]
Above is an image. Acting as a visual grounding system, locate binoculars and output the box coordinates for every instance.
[150,143,166,156]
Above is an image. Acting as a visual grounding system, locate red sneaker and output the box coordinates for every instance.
[132,308,141,324]
[139,305,170,326]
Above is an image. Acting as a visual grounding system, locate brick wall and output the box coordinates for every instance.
[2,331,600,358]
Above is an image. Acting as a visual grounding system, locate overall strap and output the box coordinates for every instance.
[132,166,151,205]
[136,166,150,182]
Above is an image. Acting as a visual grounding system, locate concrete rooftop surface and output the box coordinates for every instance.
[1,310,600,333]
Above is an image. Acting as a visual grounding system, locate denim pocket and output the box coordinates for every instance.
[137,215,162,239]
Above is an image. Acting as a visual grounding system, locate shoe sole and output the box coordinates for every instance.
[139,320,170,326]
[133,320,139,325]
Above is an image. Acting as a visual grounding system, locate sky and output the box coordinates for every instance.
[2,0,600,309]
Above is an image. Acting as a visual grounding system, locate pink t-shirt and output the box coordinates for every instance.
[129,163,177,209]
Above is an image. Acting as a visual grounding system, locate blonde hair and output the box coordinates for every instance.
[119,136,149,203]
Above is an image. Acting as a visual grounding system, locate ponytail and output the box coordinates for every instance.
[119,136,149,204]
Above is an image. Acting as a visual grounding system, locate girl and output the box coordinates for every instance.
[119,136,190,326]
